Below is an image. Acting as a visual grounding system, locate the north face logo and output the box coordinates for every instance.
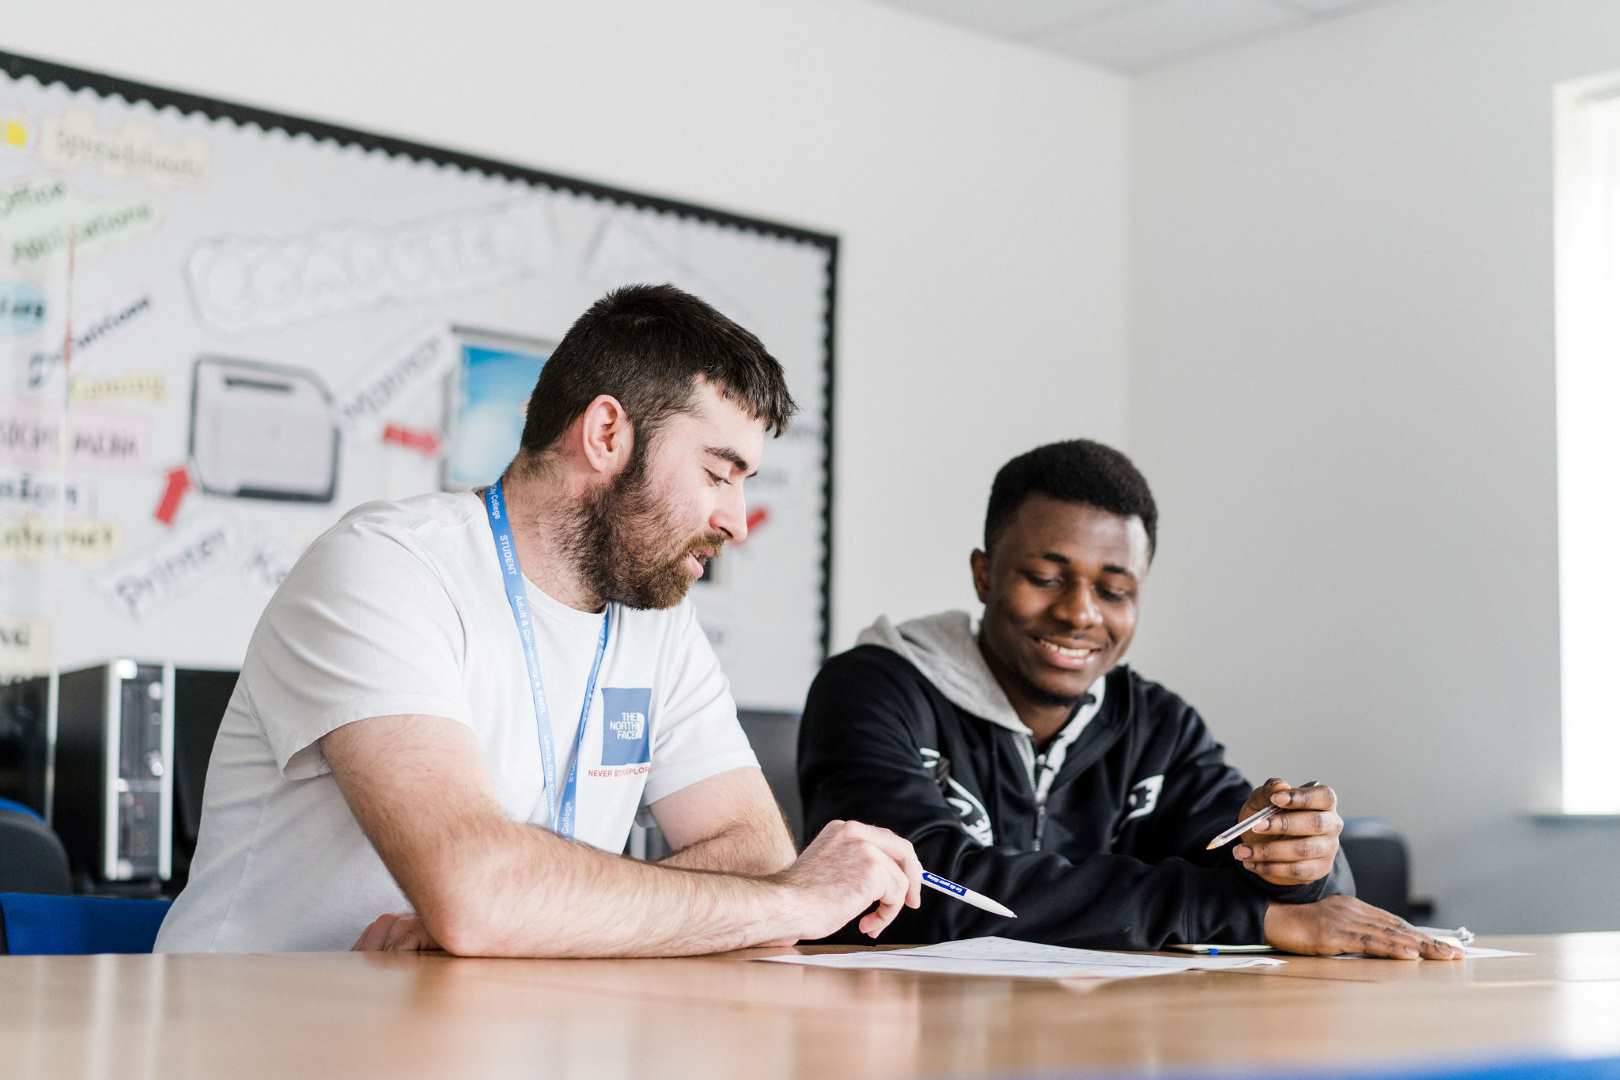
[599,688,652,766]
[609,712,645,740]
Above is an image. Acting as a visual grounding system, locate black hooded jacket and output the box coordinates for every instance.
[797,613,1353,948]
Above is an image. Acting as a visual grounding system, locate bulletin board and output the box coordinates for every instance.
[0,50,836,712]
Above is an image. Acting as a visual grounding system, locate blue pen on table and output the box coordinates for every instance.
[920,870,1017,919]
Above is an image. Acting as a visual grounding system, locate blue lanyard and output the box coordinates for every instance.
[483,480,611,839]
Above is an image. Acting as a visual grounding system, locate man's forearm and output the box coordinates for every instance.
[421,818,799,958]
[659,805,797,876]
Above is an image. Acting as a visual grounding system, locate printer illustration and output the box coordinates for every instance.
[188,355,339,503]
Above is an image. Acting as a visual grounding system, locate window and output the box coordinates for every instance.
[1554,77,1620,814]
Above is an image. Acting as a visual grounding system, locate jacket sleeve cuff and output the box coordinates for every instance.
[1182,868,1274,945]
[1238,848,1354,906]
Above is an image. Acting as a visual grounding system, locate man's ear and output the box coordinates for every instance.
[577,394,633,477]
[970,548,991,605]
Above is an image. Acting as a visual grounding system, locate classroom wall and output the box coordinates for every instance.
[1129,0,1620,933]
[4,0,1131,655]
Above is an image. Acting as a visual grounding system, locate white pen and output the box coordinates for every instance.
[1205,780,1321,851]
[920,870,1017,918]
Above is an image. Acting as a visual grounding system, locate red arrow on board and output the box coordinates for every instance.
[383,423,442,455]
[154,466,191,526]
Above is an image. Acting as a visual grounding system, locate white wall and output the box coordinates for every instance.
[1130,0,1620,932]
[5,0,1129,654]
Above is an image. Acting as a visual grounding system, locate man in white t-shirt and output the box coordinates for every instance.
[156,284,922,956]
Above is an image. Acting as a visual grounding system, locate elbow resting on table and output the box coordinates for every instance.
[413,886,498,957]
[405,841,528,957]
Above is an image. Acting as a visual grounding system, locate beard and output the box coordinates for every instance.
[561,448,723,610]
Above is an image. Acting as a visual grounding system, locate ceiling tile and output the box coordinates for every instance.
[1270,0,1381,14]
[1038,0,1302,71]
[872,0,1148,39]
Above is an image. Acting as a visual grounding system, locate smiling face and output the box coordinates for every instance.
[971,494,1151,739]
[573,379,765,609]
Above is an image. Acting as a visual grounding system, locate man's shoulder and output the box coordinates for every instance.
[322,490,484,548]
[294,491,483,574]
[808,643,949,726]
[262,492,485,620]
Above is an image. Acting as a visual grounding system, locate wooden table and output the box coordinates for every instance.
[4,935,1619,1078]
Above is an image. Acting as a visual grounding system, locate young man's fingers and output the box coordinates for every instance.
[1252,810,1341,837]
[1239,779,1290,816]
[1418,936,1464,960]
[1336,924,1420,959]
[1378,920,1462,960]
[1345,913,1458,959]
[1271,784,1337,810]
[1238,836,1336,863]
[1371,932,1423,960]
[1245,858,1334,884]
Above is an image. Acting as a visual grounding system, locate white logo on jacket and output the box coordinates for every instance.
[920,747,994,846]
[1124,774,1164,821]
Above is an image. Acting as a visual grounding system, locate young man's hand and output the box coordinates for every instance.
[1264,895,1463,959]
[1229,778,1342,885]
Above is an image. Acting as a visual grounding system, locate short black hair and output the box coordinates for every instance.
[517,283,796,460]
[984,439,1158,559]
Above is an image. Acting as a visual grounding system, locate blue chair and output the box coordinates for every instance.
[0,796,42,818]
[0,893,171,955]
[0,796,71,895]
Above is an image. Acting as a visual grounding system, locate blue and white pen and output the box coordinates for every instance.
[920,870,1017,919]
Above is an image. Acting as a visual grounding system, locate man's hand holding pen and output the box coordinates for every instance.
[1227,778,1342,886]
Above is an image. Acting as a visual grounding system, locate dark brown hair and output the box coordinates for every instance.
[518,284,796,460]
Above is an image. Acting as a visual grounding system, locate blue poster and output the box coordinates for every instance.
[443,337,549,489]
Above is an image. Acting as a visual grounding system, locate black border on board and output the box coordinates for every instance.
[0,48,838,667]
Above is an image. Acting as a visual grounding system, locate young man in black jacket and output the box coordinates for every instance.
[799,439,1460,959]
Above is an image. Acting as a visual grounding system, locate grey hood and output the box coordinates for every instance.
[856,611,1110,793]
[855,611,1030,735]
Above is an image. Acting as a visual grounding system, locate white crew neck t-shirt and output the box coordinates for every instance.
[155,491,758,953]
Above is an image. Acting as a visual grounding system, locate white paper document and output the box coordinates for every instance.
[757,936,1287,980]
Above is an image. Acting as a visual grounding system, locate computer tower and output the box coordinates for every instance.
[0,673,53,820]
[52,661,174,884]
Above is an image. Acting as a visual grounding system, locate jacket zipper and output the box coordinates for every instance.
[1024,707,1129,851]
[1032,751,1058,850]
